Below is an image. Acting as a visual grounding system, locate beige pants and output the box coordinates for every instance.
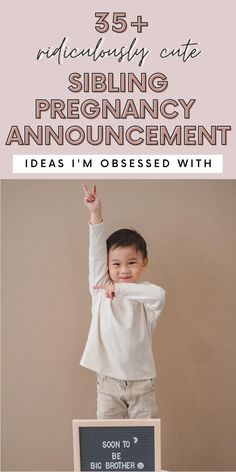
[97,374,158,419]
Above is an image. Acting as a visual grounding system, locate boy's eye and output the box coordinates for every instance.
[112,263,120,266]
[129,261,136,265]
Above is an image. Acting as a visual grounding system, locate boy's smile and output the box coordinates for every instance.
[108,245,148,283]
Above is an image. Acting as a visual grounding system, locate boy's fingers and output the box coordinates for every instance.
[82,183,88,194]
[94,283,114,290]
[84,192,94,199]
[94,284,111,289]
[83,184,97,205]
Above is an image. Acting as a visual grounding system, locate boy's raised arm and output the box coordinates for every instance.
[82,184,109,293]
[82,184,103,224]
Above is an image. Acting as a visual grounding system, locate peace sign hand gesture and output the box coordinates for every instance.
[82,184,103,224]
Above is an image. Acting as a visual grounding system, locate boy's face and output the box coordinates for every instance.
[108,245,148,283]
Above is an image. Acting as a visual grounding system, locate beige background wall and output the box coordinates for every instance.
[1,180,236,471]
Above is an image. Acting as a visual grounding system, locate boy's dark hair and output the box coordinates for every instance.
[106,228,148,259]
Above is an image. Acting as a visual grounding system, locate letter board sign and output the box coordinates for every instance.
[73,419,161,472]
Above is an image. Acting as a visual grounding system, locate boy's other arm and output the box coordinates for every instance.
[95,281,165,312]
[115,282,165,310]
[115,282,165,321]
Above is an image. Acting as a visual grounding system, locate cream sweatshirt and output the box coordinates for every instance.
[80,222,165,380]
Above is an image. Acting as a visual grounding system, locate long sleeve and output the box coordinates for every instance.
[81,221,166,380]
[115,281,166,318]
[88,221,109,294]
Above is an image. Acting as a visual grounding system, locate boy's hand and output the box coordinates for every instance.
[94,282,115,300]
[82,184,101,212]
[82,184,102,224]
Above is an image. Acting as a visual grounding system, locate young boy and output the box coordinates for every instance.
[80,184,166,419]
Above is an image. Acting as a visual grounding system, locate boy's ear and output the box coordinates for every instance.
[142,257,149,270]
